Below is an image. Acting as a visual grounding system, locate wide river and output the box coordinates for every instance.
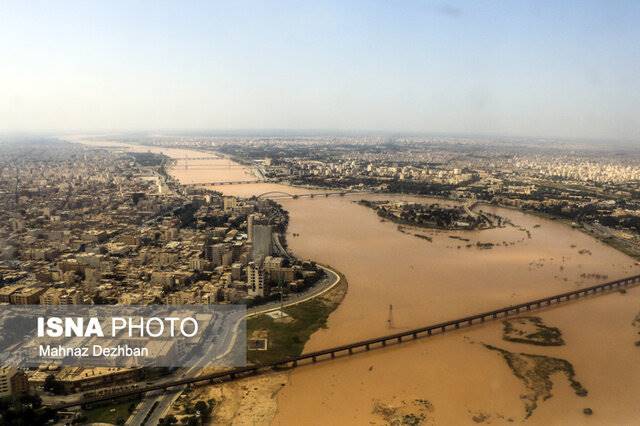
[82,141,640,425]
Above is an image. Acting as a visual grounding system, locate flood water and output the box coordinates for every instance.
[82,141,640,425]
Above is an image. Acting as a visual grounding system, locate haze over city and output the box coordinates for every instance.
[1,0,639,141]
[2,2,640,425]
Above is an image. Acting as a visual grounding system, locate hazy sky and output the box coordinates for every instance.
[1,1,639,141]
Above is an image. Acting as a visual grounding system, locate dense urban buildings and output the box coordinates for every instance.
[0,139,325,416]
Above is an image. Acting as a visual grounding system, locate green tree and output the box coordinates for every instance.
[43,374,65,395]
[194,400,211,420]
[159,415,178,425]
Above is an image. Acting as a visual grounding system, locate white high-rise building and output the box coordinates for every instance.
[247,262,266,297]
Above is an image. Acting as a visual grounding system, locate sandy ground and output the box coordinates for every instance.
[177,372,289,425]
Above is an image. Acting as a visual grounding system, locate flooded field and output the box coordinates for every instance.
[272,196,639,425]
[80,140,640,424]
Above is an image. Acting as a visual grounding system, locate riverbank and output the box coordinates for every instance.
[486,201,640,261]
[72,138,640,425]
[247,267,347,364]
[173,268,347,425]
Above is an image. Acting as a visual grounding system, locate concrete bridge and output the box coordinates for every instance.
[51,272,640,411]
[173,156,223,161]
[256,190,353,199]
[173,165,251,170]
[185,180,263,187]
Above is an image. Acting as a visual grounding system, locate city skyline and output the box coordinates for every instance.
[1,1,640,142]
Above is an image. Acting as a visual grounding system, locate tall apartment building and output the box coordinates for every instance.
[0,367,13,398]
[246,262,266,298]
[0,367,28,398]
[247,213,255,242]
[251,224,273,264]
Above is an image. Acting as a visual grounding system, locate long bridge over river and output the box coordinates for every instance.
[182,185,363,199]
[51,272,640,411]
[256,190,359,199]
[185,180,263,186]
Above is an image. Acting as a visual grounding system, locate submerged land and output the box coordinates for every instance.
[1,134,640,424]
[358,199,507,231]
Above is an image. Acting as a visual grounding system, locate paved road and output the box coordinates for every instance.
[40,262,341,422]
[127,265,341,425]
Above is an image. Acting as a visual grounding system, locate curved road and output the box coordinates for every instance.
[127,265,342,425]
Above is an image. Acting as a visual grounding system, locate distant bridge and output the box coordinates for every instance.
[170,157,250,171]
[185,180,263,187]
[173,165,250,170]
[50,273,640,411]
[256,191,353,199]
[172,156,223,161]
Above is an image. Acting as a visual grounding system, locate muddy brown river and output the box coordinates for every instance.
[80,140,640,425]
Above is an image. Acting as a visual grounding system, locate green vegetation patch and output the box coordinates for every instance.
[484,344,587,419]
[128,151,167,166]
[80,397,140,425]
[247,275,347,365]
[502,316,565,346]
